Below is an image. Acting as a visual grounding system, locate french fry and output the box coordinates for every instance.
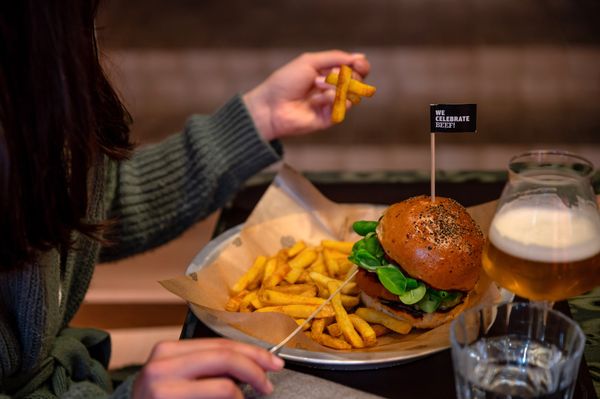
[225,289,249,312]
[309,272,359,295]
[284,267,304,284]
[371,324,391,337]
[311,318,326,342]
[285,248,317,284]
[308,251,326,275]
[337,258,354,275]
[347,92,361,105]
[325,72,377,97]
[269,283,317,297]
[297,270,310,283]
[327,251,349,261]
[349,314,377,347]
[331,65,352,124]
[261,257,277,286]
[341,294,360,309]
[295,318,312,331]
[321,240,354,254]
[308,271,332,287]
[355,307,412,335]
[256,304,335,319]
[316,284,329,299]
[318,333,352,350]
[258,289,325,306]
[286,241,306,258]
[327,281,364,348]
[240,291,258,312]
[277,248,290,262]
[231,256,267,294]
[250,294,264,309]
[263,258,291,288]
[326,323,343,337]
[288,248,317,269]
[323,249,340,277]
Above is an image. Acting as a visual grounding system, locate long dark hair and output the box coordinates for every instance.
[0,0,132,269]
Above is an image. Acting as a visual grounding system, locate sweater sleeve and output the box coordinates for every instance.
[99,95,282,262]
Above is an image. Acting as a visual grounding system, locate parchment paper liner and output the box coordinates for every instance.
[160,164,504,357]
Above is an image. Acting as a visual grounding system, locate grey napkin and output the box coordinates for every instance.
[243,369,385,399]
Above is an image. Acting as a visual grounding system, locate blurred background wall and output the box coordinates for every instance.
[97,0,600,171]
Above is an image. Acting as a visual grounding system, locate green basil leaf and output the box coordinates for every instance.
[415,292,442,313]
[364,235,384,259]
[352,249,381,271]
[376,266,407,295]
[352,238,367,253]
[399,283,427,305]
[440,292,463,310]
[352,220,379,236]
[405,278,419,290]
[428,290,442,299]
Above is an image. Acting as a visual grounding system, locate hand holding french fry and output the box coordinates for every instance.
[243,51,371,140]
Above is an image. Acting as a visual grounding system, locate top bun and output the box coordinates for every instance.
[377,195,484,291]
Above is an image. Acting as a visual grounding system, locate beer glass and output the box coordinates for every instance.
[482,150,600,303]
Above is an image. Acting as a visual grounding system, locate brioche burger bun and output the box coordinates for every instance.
[350,195,484,329]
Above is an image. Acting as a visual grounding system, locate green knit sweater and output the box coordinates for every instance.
[0,96,282,398]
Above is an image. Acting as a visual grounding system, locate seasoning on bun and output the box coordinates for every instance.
[349,195,484,329]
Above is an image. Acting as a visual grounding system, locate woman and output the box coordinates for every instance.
[0,1,370,398]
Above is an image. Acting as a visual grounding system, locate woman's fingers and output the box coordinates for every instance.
[149,338,284,371]
[303,50,369,76]
[311,90,352,110]
[141,348,274,394]
[350,55,370,78]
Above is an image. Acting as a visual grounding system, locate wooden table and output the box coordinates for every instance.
[180,171,599,399]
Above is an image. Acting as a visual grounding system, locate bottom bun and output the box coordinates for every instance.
[359,291,470,330]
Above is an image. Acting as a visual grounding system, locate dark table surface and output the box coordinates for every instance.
[180,171,599,399]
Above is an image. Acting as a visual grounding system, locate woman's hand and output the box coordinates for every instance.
[132,338,284,399]
[243,50,371,141]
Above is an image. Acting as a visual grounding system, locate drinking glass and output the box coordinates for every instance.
[450,302,585,399]
[482,150,600,304]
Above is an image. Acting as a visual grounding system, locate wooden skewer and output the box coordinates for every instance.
[430,132,436,203]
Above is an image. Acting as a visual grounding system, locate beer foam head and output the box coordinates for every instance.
[489,199,600,263]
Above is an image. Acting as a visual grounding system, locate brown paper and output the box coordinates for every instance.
[160,164,506,356]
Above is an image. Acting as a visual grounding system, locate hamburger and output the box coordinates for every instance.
[348,195,484,329]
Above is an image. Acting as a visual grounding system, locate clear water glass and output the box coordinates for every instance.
[450,302,585,399]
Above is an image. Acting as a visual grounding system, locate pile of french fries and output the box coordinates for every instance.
[226,240,411,350]
[328,65,377,124]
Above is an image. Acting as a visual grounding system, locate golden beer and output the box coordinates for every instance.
[483,203,600,301]
[483,241,600,301]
